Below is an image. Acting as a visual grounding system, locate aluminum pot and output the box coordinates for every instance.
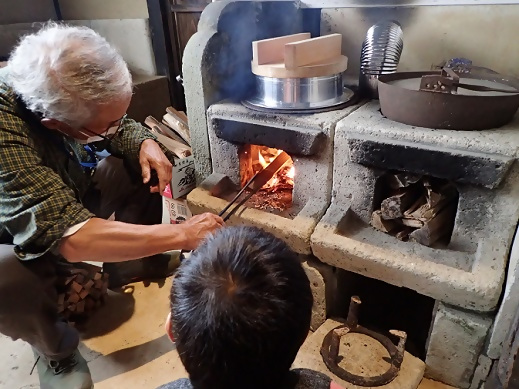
[245,74,351,110]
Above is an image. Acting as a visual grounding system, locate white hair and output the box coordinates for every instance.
[8,23,132,127]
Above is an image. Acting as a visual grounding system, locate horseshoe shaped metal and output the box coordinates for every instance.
[320,296,407,387]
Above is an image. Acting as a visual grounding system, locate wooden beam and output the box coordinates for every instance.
[284,34,342,69]
[252,33,310,66]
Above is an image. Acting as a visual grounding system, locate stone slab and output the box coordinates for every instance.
[293,319,425,389]
[425,304,492,388]
[469,355,493,389]
[487,225,519,359]
[302,259,338,331]
[337,102,519,159]
[213,117,327,156]
[187,183,329,255]
[311,202,511,311]
[347,134,514,189]
[418,379,457,389]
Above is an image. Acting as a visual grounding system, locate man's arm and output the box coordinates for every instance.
[59,213,222,263]
[0,117,222,262]
[0,124,94,260]
[106,117,176,170]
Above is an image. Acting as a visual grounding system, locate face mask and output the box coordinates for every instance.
[75,124,120,144]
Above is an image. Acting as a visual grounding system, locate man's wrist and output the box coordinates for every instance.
[164,223,191,251]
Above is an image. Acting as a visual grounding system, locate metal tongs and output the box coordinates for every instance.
[180,151,291,260]
[218,151,290,221]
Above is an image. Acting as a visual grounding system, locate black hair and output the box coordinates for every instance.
[170,226,313,389]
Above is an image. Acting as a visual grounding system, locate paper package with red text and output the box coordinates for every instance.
[162,184,193,224]
[171,156,196,199]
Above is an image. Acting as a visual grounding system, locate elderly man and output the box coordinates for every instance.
[0,24,223,388]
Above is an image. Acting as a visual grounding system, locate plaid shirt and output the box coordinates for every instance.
[0,67,165,260]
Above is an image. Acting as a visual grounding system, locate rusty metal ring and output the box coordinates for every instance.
[319,296,407,387]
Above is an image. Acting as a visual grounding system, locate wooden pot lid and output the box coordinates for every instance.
[251,33,348,79]
[252,55,348,78]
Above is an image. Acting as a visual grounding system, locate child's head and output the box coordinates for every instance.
[166,226,313,389]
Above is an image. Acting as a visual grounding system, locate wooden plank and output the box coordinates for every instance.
[175,12,202,58]
[173,0,211,6]
[171,5,207,12]
[284,34,342,69]
[252,33,311,66]
[251,55,348,78]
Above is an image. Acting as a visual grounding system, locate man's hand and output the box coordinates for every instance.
[140,139,172,194]
[182,213,224,250]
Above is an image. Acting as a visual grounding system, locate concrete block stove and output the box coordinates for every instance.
[182,1,519,388]
[188,101,359,255]
[311,101,519,388]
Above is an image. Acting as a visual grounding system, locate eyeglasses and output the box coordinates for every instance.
[78,114,127,142]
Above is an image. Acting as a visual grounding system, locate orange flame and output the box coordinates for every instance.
[256,148,294,190]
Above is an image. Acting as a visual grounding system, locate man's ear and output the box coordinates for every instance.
[165,312,175,343]
[41,118,75,137]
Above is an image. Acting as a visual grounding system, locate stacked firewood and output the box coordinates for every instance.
[144,107,192,158]
[56,263,108,324]
[371,173,458,246]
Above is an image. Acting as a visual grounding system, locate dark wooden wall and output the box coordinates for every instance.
[168,0,211,110]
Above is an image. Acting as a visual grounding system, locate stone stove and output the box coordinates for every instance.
[188,101,359,255]
[311,102,519,387]
[182,1,519,388]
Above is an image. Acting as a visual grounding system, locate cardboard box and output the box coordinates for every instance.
[171,156,196,199]
[162,184,192,224]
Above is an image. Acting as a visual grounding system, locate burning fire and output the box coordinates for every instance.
[239,145,295,212]
[256,147,294,191]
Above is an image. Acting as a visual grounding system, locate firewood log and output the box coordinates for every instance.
[409,203,457,246]
[166,106,188,126]
[396,227,413,241]
[381,187,422,220]
[71,281,83,294]
[371,210,399,233]
[163,113,191,146]
[401,218,424,228]
[68,293,81,304]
